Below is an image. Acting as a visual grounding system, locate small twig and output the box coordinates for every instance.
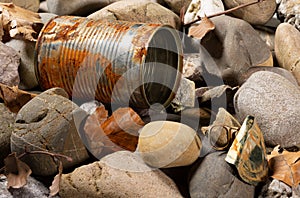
[18,150,73,162]
[184,0,265,27]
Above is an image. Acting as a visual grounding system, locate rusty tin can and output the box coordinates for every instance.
[35,16,183,108]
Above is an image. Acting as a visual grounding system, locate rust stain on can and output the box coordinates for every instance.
[35,16,183,108]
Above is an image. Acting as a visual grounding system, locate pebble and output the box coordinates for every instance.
[275,23,300,85]
[189,152,255,198]
[137,121,201,168]
[234,71,300,148]
[172,77,195,109]
[222,0,277,25]
[88,0,181,29]
[0,41,20,86]
[59,151,183,198]
[163,0,191,14]
[10,88,89,176]
[202,15,273,86]
[4,40,38,90]
[0,104,16,167]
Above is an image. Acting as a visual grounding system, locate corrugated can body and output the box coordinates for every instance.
[35,16,183,108]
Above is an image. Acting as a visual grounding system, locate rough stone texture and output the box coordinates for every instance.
[88,0,181,30]
[0,104,16,167]
[277,0,300,31]
[47,0,120,16]
[172,77,195,108]
[234,71,300,147]
[201,15,273,86]
[163,0,191,14]
[0,41,20,87]
[5,39,38,90]
[137,121,201,168]
[0,0,40,12]
[275,23,300,85]
[11,88,89,176]
[223,0,276,25]
[0,175,59,198]
[59,151,183,198]
[183,53,204,82]
[259,179,296,198]
[189,152,255,198]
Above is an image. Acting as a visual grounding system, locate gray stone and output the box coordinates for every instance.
[11,88,89,176]
[234,71,300,147]
[223,0,276,25]
[88,0,181,30]
[0,0,40,12]
[201,15,273,86]
[275,23,300,85]
[59,151,183,198]
[0,175,60,198]
[5,39,38,90]
[0,41,20,87]
[183,53,204,82]
[172,77,195,108]
[39,13,58,25]
[0,104,16,167]
[163,0,192,14]
[47,0,119,16]
[189,152,255,198]
[259,179,294,198]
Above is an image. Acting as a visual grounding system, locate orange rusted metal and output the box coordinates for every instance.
[35,16,183,108]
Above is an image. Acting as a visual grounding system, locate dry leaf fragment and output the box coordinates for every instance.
[0,3,42,41]
[0,83,37,113]
[268,145,300,187]
[49,160,63,197]
[4,152,32,189]
[188,16,215,40]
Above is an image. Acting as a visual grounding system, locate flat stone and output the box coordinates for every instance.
[189,152,255,198]
[234,71,300,147]
[5,39,38,90]
[275,23,300,85]
[163,0,192,14]
[222,0,276,25]
[0,41,20,86]
[11,88,89,176]
[59,151,183,197]
[47,0,119,16]
[0,104,16,167]
[88,0,181,29]
[201,15,273,86]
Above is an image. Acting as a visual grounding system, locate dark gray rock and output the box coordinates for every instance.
[0,41,20,86]
[201,15,273,86]
[11,88,89,176]
[189,152,255,198]
[0,104,16,167]
[234,71,300,147]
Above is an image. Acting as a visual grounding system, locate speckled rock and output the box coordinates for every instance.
[0,104,16,167]
[0,41,20,86]
[88,0,181,29]
[137,121,201,168]
[189,152,255,198]
[223,0,276,25]
[11,88,89,176]
[59,151,183,198]
[275,23,300,85]
[172,77,195,108]
[234,71,300,147]
[5,40,38,90]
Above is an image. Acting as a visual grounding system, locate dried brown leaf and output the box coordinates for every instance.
[49,160,63,197]
[268,146,300,187]
[4,152,32,189]
[0,83,37,113]
[188,16,215,40]
[0,3,42,41]
[93,105,108,124]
